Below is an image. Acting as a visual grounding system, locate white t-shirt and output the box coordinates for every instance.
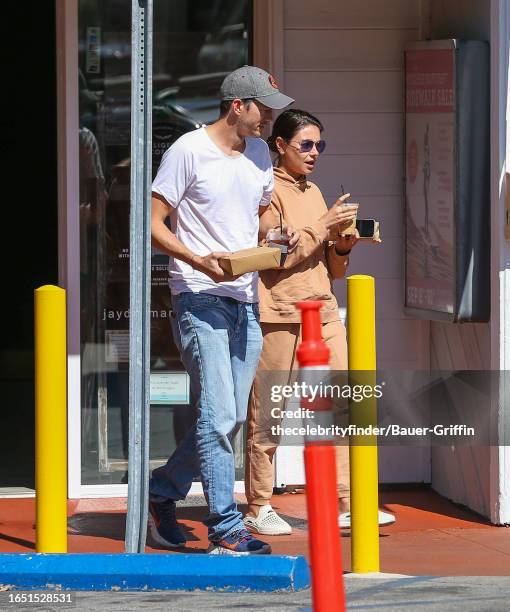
[152,127,274,302]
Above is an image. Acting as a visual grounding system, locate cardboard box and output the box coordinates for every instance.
[218,247,282,275]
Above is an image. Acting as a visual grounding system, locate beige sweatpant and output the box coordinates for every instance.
[245,320,350,506]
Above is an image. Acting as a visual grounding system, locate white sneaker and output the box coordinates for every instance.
[338,510,396,528]
[244,505,292,535]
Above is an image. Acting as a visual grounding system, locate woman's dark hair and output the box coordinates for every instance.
[267,109,323,153]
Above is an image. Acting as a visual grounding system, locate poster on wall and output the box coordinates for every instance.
[404,40,490,322]
[405,45,455,315]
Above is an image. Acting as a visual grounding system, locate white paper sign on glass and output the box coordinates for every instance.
[150,371,190,405]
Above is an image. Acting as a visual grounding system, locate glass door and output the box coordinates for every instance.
[77,0,252,486]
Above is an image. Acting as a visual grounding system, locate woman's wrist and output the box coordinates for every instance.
[334,244,351,256]
[190,253,202,269]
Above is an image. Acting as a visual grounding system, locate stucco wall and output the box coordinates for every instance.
[273,0,431,483]
[266,0,500,504]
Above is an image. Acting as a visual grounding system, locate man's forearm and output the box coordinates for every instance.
[151,217,198,267]
[151,194,234,283]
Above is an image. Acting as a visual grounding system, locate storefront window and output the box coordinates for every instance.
[78,0,252,485]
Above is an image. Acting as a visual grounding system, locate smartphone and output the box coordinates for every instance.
[356,219,376,238]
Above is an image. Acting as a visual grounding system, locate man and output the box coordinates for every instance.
[148,66,294,555]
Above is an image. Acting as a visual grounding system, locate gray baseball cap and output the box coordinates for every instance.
[220,65,294,110]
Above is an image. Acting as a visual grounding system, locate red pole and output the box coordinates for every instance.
[297,301,346,612]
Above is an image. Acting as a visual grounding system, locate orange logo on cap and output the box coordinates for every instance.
[268,74,278,89]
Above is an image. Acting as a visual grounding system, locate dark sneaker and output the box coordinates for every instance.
[208,528,271,555]
[148,499,186,548]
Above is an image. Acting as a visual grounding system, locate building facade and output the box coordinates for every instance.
[2,0,509,524]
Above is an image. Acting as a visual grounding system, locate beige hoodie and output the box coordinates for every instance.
[259,166,349,323]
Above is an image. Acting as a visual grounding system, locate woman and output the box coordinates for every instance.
[244,109,395,534]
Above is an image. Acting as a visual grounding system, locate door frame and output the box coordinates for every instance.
[56,0,82,499]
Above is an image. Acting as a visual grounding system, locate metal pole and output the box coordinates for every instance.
[347,275,380,573]
[125,0,153,553]
[35,285,68,553]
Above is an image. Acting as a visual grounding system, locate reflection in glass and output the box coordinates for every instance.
[78,0,252,485]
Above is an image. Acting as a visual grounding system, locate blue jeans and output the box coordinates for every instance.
[149,292,263,542]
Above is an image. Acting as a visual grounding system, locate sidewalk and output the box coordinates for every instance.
[1,486,509,576]
[3,577,510,611]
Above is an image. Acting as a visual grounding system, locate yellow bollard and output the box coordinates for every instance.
[35,285,67,552]
[347,275,379,573]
